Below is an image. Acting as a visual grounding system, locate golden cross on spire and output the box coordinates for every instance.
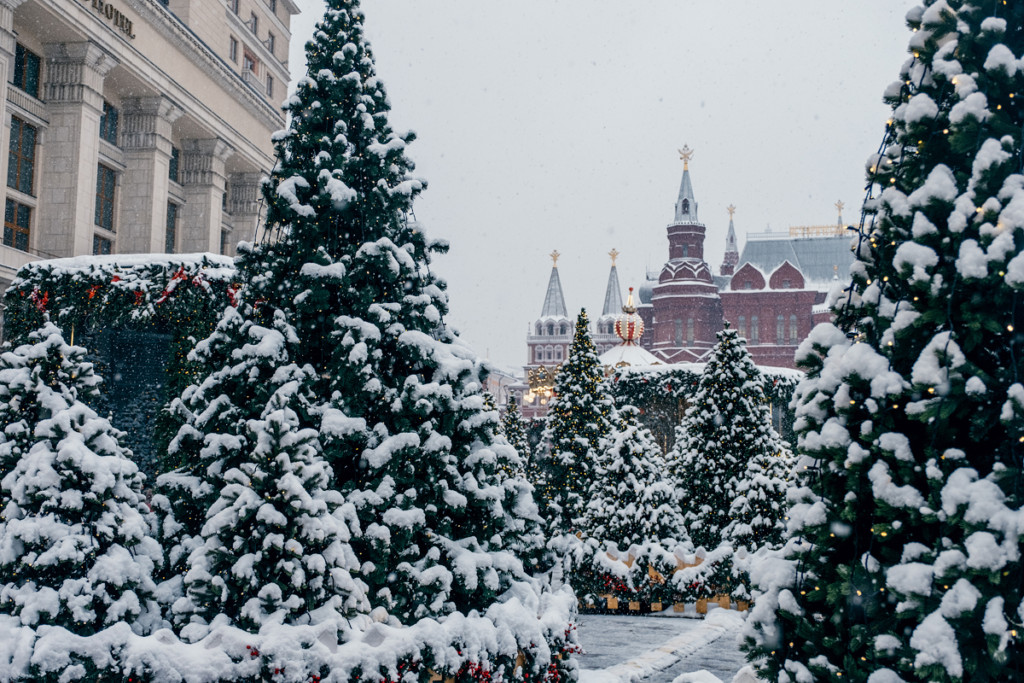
[727,204,736,219]
[550,250,560,267]
[678,144,694,170]
[609,248,619,266]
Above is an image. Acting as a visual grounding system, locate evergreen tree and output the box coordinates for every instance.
[669,324,786,551]
[0,322,101,489]
[541,309,616,531]
[0,324,161,635]
[162,0,555,650]
[746,3,1024,681]
[499,395,532,479]
[181,378,368,630]
[582,406,685,546]
[724,443,792,553]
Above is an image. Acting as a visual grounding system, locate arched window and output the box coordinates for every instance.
[560,324,567,335]
[686,318,695,345]
[738,315,747,339]
[682,198,689,213]
[555,346,563,361]
[776,315,785,344]
[535,347,543,362]
[751,315,759,343]
[547,323,554,335]
[790,315,799,343]
[545,346,553,361]
[536,323,542,335]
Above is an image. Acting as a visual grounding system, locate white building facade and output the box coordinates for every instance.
[0,0,298,291]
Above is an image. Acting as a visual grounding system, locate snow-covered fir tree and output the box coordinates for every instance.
[746,3,1024,681]
[724,441,793,553]
[0,324,161,636]
[0,321,101,489]
[669,323,788,551]
[159,3,565,673]
[181,379,367,631]
[499,395,532,479]
[540,309,616,531]
[582,405,685,546]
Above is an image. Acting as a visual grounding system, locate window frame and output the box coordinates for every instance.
[165,202,179,253]
[4,199,30,252]
[7,116,37,196]
[95,164,117,232]
[99,101,119,146]
[229,36,239,62]
[13,43,40,99]
[93,234,112,255]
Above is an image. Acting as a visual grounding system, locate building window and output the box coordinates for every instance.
[220,229,229,255]
[546,323,554,335]
[13,44,40,99]
[249,12,258,33]
[782,279,792,289]
[268,0,276,12]
[93,234,111,255]
[166,202,178,253]
[243,49,258,74]
[169,147,180,182]
[751,315,759,344]
[95,165,116,231]
[738,315,746,339]
[686,318,694,345]
[674,319,683,346]
[555,346,563,361]
[3,199,30,252]
[535,347,543,362]
[545,346,553,361]
[229,36,239,62]
[266,74,274,97]
[100,102,119,145]
[7,117,36,195]
[560,324,567,335]
[535,323,542,335]
[229,0,239,13]
[682,244,689,258]
[790,314,799,344]
[777,315,785,344]
[266,31,275,55]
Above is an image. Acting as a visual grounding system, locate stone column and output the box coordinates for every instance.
[118,96,182,253]
[227,171,263,252]
[38,41,118,257]
[178,138,232,253]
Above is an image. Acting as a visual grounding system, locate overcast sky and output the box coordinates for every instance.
[288,1,918,371]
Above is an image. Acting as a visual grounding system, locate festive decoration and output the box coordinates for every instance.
[746,2,1024,680]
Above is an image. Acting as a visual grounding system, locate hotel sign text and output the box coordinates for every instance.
[78,0,136,40]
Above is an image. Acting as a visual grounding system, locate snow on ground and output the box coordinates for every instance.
[576,608,749,683]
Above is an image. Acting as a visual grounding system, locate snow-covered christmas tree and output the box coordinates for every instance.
[500,395,532,479]
[0,324,161,636]
[724,440,792,554]
[746,2,1024,680]
[541,309,616,532]
[156,0,573,678]
[669,323,788,552]
[583,405,685,546]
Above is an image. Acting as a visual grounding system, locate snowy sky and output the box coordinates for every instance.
[288,1,918,372]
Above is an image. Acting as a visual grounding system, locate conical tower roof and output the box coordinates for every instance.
[722,204,740,275]
[539,250,568,318]
[674,145,699,224]
[600,249,623,318]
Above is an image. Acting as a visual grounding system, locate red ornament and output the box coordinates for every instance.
[133,291,145,306]
[30,288,48,312]
[111,275,121,283]
[87,284,101,300]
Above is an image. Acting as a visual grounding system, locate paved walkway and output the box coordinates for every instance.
[576,609,748,683]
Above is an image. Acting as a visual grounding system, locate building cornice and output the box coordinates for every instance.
[122,0,284,132]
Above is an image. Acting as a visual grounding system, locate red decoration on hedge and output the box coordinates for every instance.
[30,288,48,312]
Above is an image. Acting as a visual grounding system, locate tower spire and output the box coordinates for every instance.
[540,252,568,318]
[674,145,699,223]
[721,204,739,276]
[601,249,624,317]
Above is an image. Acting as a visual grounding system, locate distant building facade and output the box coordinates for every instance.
[0,0,298,297]
[522,147,854,417]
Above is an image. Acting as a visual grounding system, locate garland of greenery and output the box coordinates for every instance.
[3,254,238,476]
[608,363,802,450]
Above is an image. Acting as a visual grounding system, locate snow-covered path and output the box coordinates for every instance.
[576,610,748,683]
